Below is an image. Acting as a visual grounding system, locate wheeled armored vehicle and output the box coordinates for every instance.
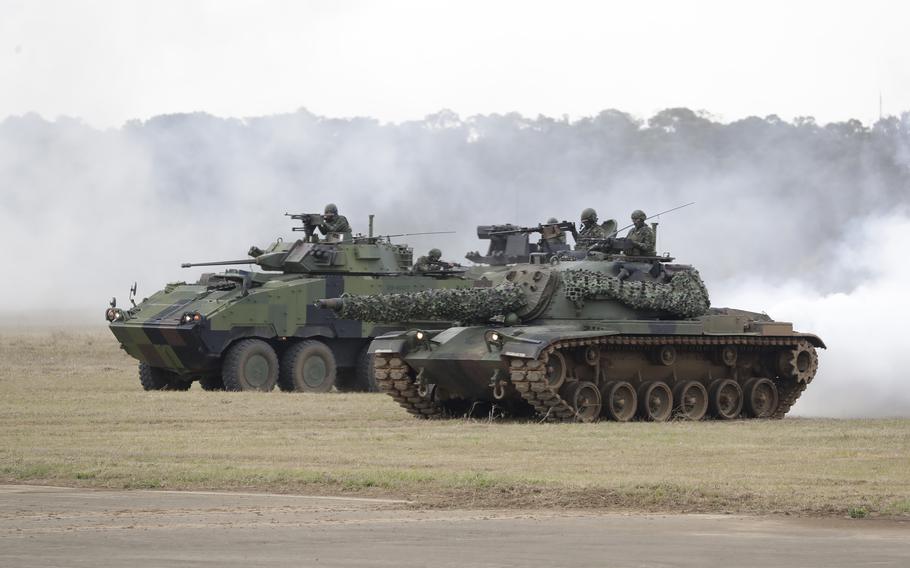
[105,215,471,392]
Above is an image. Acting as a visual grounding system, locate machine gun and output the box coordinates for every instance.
[489,220,579,243]
[284,212,324,241]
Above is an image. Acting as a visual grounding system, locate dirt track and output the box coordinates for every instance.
[1,485,907,567]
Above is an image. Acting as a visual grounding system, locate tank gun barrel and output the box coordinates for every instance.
[181,259,256,268]
[315,298,345,311]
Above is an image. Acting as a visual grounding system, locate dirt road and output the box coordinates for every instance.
[1,485,907,567]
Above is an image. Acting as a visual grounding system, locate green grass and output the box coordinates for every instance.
[1,328,909,517]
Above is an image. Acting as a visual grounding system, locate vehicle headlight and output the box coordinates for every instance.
[181,312,204,324]
[105,308,125,322]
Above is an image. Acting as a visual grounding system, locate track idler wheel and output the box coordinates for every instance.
[601,381,637,422]
[562,381,602,422]
[543,351,567,390]
[637,382,673,421]
[673,381,708,421]
[709,379,743,420]
[778,341,819,383]
[743,378,779,418]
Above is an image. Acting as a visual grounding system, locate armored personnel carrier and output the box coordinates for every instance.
[319,239,824,422]
[105,214,470,393]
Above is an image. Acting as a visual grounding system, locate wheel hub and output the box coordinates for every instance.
[303,356,328,388]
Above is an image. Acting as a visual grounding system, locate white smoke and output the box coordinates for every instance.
[712,215,910,417]
[1,111,908,417]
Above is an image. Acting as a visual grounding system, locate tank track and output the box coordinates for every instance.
[507,335,817,422]
[509,359,576,421]
[373,355,444,418]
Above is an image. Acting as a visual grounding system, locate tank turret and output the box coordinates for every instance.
[320,258,710,323]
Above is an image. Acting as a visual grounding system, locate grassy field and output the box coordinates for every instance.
[1,328,908,517]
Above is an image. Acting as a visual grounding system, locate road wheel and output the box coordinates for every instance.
[709,379,743,419]
[743,378,779,418]
[601,381,637,422]
[278,340,337,393]
[222,339,279,392]
[638,382,673,421]
[564,381,601,422]
[199,375,225,391]
[674,381,708,420]
[139,362,189,391]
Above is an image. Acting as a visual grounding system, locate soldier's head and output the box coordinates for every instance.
[580,208,598,225]
[546,217,558,225]
[428,248,442,261]
[323,203,338,220]
[631,209,646,228]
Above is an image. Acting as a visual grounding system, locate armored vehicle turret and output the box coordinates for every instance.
[105,214,471,393]
[320,246,824,422]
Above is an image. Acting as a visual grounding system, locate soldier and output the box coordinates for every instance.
[626,209,656,256]
[543,217,567,245]
[414,248,457,273]
[318,203,352,235]
[576,208,609,249]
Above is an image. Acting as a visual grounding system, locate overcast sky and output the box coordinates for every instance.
[2,0,908,127]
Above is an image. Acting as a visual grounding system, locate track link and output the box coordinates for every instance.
[508,359,577,421]
[508,335,819,422]
[373,355,443,418]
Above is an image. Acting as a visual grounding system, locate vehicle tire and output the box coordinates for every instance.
[139,362,188,391]
[564,381,601,422]
[673,381,708,420]
[600,381,637,422]
[637,381,673,421]
[199,375,225,391]
[709,379,743,420]
[278,340,337,393]
[743,378,779,418]
[353,348,377,392]
[221,339,279,392]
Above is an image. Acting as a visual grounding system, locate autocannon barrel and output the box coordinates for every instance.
[316,283,527,323]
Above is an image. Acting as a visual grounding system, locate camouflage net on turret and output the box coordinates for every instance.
[562,268,710,318]
[334,283,527,323]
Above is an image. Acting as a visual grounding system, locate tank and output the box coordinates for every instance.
[319,244,825,422]
[104,215,471,393]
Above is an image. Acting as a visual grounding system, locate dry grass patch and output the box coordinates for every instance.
[1,328,908,517]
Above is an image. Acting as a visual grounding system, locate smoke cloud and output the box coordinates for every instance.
[1,108,908,416]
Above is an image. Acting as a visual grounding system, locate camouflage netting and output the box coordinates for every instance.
[334,283,527,323]
[562,268,710,318]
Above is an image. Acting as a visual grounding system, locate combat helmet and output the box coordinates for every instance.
[580,208,598,223]
[429,248,442,260]
[631,209,646,221]
[324,203,338,217]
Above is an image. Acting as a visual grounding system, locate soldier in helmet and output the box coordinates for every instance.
[538,217,567,250]
[414,248,458,273]
[318,203,352,235]
[626,209,656,256]
[576,207,610,249]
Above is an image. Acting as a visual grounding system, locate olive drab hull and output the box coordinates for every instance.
[330,256,825,422]
[107,232,472,393]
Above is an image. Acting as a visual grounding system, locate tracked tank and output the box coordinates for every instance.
[319,245,824,422]
[105,215,471,393]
